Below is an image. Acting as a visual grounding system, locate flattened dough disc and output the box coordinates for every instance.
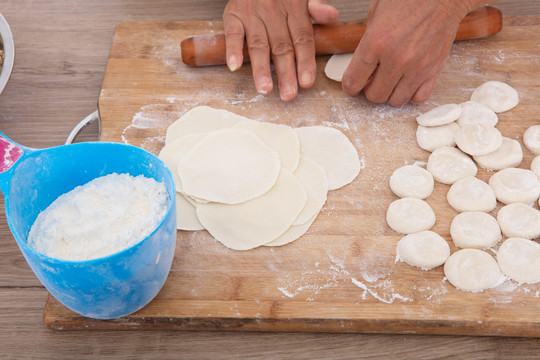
[396,230,450,270]
[427,147,477,185]
[178,129,281,204]
[470,81,519,113]
[196,169,307,250]
[324,53,354,82]
[444,249,504,292]
[292,156,328,225]
[497,238,540,284]
[295,126,360,190]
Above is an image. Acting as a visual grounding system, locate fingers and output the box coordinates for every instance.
[308,0,339,24]
[223,14,245,72]
[243,17,273,95]
[288,4,317,90]
[341,41,379,97]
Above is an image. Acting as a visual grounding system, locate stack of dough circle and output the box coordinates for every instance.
[524,125,540,155]
[450,212,501,249]
[488,168,540,204]
[446,176,496,212]
[496,203,540,239]
[386,198,436,234]
[389,165,434,199]
[396,231,450,270]
[496,238,540,284]
[444,249,504,292]
[159,106,360,250]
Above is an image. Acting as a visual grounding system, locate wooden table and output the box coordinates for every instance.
[2,1,540,358]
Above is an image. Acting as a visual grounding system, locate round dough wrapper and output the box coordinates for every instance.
[295,126,360,190]
[427,147,477,185]
[470,81,519,113]
[489,168,540,205]
[473,137,523,171]
[454,124,503,156]
[524,125,540,155]
[196,169,307,250]
[497,238,540,284]
[389,165,434,199]
[324,53,354,82]
[159,133,208,193]
[497,202,540,239]
[233,120,300,172]
[396,230,450,270]
[176,193,204,231]
[416,122,459,152]
[444,249,504,292]
[386,198,436,234]
[265,214,318,247]
[457,101,498,127]
[531,155,540,178]
[166,106,249,143]
[178,129,281,204]
[291,156,328,225]
[450,211,501,249]
[416,104,461,127]
[447,176,496,212]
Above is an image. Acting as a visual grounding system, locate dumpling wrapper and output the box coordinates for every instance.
[166,106,250,143]
[295,126,360,190]
[196,169,307,250]
[178,128,281,204]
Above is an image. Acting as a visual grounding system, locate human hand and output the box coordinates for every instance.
[341,0,491,106]
[223,0,338,101]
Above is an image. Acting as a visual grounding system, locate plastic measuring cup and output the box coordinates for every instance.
[0,131,177,319]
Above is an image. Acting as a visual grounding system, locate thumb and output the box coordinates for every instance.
[308,0,339,24]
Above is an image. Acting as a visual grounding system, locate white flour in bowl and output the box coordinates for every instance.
[27,173,169,261]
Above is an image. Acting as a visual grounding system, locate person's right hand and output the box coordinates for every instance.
[223,0,338,101]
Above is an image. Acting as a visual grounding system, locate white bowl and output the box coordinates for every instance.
[0,13,15,95]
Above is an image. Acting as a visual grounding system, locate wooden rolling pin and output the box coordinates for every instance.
[181,5,502,67]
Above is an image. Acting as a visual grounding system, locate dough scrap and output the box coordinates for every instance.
[531,155,540,178]
[457,101,498,127]
[470,81,519,113]
[427,147,477,185]
[488,167,540,205]
[196,169,307,250]
[450,211,501,249]
[166,106,249,143]
[389,164,434,199]
[416,104,461,127]
[447,176,497,212]
[265,214,317,247]
[233,120,300,172]
[473,137,523,171]
[454,124,503,156]
[496,202,540,239]
[386,198,436,234]
[176,193,204,231]
[497,238,540,284]
[324,53,354,82]
[295,126,360,190]
[416,122,459,152]
[444,249,504,292]
[291,156,328,225]
[178,129,281,204]
[396,230,450,270]
[524,125,540,155]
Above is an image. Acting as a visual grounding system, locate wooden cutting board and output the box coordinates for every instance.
[43,17,540,336]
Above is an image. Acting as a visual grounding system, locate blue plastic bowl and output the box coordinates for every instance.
[0,131,176,319]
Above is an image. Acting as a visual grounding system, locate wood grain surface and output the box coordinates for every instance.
[41,16,540,336]
[2,1,540,359]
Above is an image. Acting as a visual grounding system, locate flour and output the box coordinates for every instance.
[27,173,169,261]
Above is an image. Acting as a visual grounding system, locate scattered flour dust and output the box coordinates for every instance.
[351,278,413,304]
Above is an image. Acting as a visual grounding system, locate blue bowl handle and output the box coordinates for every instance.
[0,131,26,194]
